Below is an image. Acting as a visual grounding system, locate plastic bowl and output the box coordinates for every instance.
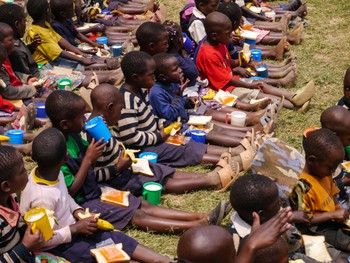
[36,102,47,118]
[96,37,109,45]
[57,78,72,90]
[139,152,158,163]
[190,130,206,144]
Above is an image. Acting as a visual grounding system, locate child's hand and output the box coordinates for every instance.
[80,57,96,66]
[85,138,107,164]
[116,150,132,172]
[331,208,349,222]
[31,34,42,49]
[93,24,106,33]
[22,225,44,252]
[233,67,251,78]
[249,81,264,91]
[28,77,39,86]
[248,207,292,250]
[70,217,98,236]
[94,42,105,49]
[290,210,312,224]
[189,96,200,105]
[178,78,190,96]
[160,128,170,141]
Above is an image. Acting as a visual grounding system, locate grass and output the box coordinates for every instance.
[23,0,350,259]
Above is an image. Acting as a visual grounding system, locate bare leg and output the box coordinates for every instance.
[132,244,171,263]
[262,70,297,88]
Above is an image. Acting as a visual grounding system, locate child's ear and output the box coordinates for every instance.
[59,119,69,131]
[14,20,20,30]
[0,181,11,193]
[306,155,318,165]
[131,73,140,82]
[157,73,166,82]
[148,42,155,51]
[210,32,218,42]
[59,10,66,18]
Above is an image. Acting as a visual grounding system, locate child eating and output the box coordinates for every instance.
[20,128,171,263]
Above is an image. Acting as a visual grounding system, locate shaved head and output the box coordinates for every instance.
[204,11,231,36]
[91,83,122,110]
[177,225,235,263]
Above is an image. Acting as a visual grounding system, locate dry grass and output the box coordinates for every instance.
[23,0,350,259]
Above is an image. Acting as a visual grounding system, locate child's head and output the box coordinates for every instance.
[230,173,280,225]
[46,90,87,134]
[0,44,7,66]
[0,4,26,39]
[153,53,183,85]
[216,2,242,31]
[195,0,219,16]
[0,146,27,195]
[163,20,183,52]
[177,225,235,263]
[303,128,344,178]
[343,67,350,104]
[204,12,232,45]
[136,22,169,55]
[32,128,67,170]
[27,0,50,22]
[90,84,124,126]
[0,22,15,54]
[320,105,350,147]
[121,51,156,89]
[50,0,74,20]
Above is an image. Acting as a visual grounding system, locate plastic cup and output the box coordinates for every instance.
[256,64,269,78]
[111,44,123,57]
[251,49,262,61]
[6,130,24,144]
[244,38,256,45]
[190,130,206,144]
[85,116,111,143]
[139,152,158,163]
[36,102,47,118]
[24,207,53,241]
[231,111,247,127]
[96,37,109,45]
[265,11,276,22]
[57,78,72,90]
[182,33,195,53]
[142,182,162,205]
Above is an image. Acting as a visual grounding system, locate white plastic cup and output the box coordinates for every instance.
[265,11,276,22]
[231,111,247,127]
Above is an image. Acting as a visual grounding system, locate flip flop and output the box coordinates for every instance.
[215,161,240,193]
[291,80,315,106]
[207,201,232,225]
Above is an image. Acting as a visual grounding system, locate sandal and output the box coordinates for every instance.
[291,81,315,106]
[215,161,240,193]
[298,99,311,113]
[207,201,232,225]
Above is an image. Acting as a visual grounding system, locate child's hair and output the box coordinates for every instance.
[32,128,67,168]
[0,146,22,182]
[195,0,212,8]
[320,106,349,136]
[45,90,85,127]
[177,225,235,263]
[27,0,49,21]
[121,51,154,81]
[0,4,25,29]
[0,22,12,39]
[50,0,73,18]
[163,20,181,51]
[153,53,175,78]
[203,11,231,36]
[216,2,242,29]
[230,174,277,220]
[303,128,343,160]
[136,21,167,48]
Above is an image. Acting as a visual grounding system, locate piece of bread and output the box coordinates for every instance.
[100,187,130,208]
[90,243,130,263]
[131,158,154,177]
[302,235,332,262]
[187,115,212,126]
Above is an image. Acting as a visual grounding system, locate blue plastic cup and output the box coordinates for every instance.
[256,64,269,78]
[85,116,111,143]
[251,49,262,61]
[245,38,257,46]
[139,152,158,163]
[182,33,195,53]
[6,130,24,144]
[111,44,123,57]
[190,130,206,144]
[96,37,109,45]
[36,102,47,118]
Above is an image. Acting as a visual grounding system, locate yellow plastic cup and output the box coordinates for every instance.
[24,207,53,241]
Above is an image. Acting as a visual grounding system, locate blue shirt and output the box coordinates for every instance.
[51,19,79,46]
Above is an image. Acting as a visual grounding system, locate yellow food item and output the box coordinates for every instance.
[202,89,216,100]
[119,143,139,163]
[101,247,125,262]
[78,208,114,231]
[164,122,182,135]
[28,29,35,39]
[0,135,10,142]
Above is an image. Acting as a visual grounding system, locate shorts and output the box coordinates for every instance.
[231,87,259,103]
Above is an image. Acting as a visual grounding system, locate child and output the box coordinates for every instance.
[26,0,96,69]
[0,4,41,78]
[45,90,233,234]
[0,146,43,262]
[50,0,103,50]
[176,208,293,263]
[290,128,350,253]
[337,67,350,110]
[136,22,169,56]
[196,12,314,109]
[88,83,242,194]
[20,128,171,263]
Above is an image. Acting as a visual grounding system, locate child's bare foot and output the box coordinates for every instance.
[252,98,271,111]
[247,108,268,125]
[283,55,297,65]
[287,22,303,45]
[268,64,295,79]
[273,36,288,61]
[277,12,292,32]
[279,69,297,88]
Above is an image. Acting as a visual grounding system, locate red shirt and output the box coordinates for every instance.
[196,43,239,92]
[3,58,22,87]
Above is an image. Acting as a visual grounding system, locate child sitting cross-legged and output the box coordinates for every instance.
[45,90,233,234]
[0,146,44,262]
[196,12,315,109]
[289,128,350,254]
[19,128,171,263]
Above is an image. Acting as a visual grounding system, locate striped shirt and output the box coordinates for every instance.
[112,86,166,149]
[0,196,33,263]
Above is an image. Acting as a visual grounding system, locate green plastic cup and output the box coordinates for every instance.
[142,182,162,205]
[345,146,350,158]
[57,78,72,90]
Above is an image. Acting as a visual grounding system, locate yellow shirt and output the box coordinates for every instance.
[298,172,339,214]
[27,22,62,65]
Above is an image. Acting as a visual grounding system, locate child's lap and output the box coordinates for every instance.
[48,230,138,262]
[81,196,141,230]
[143,139,207,167]
[230,87,259,103]
[106,163,175,196]
[315,222,350,251]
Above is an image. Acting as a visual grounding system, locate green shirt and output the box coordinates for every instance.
[61,134,90,203]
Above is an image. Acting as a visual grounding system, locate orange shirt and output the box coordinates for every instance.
[299,172,339,214]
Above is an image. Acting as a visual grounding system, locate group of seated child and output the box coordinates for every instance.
[3,0,349,262]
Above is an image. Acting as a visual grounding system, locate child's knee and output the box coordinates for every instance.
[140,199,154,211]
